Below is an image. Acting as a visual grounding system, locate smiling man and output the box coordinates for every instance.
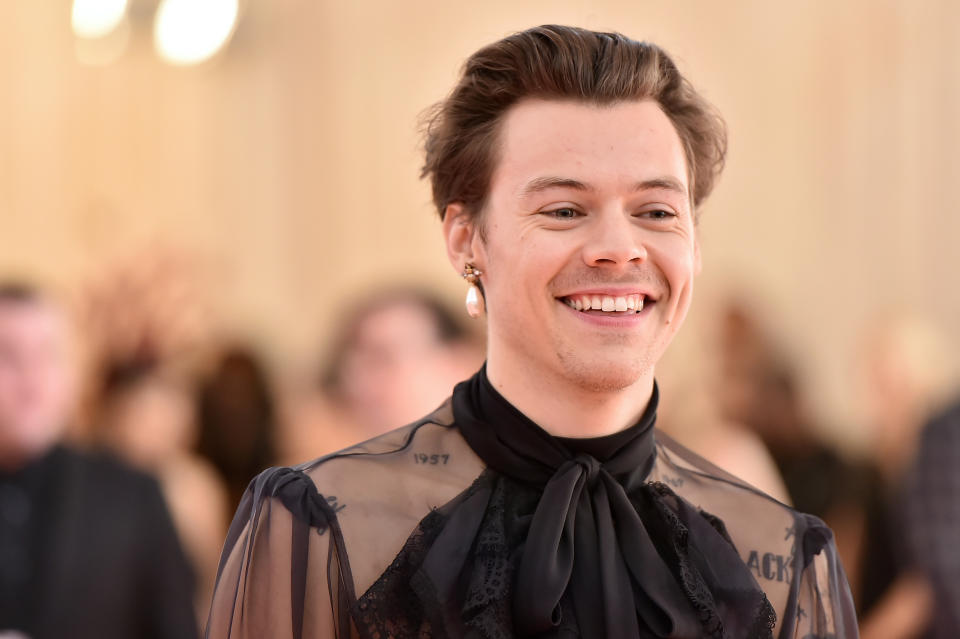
[207,26,858,639]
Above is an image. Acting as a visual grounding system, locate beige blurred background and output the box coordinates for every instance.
[1,0,958,452]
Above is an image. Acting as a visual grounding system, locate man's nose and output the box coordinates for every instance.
[581,210,647,267]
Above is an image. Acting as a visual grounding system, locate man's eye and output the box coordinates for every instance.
[544,207,580,220]
[642,209,676,220]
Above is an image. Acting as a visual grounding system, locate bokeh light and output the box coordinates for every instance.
[153,0,239,66]
[71,0,128,40]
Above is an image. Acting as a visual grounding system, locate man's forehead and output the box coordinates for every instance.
[492,98,690,194]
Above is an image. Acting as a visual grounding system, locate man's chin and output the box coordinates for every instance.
[557,357,650,394]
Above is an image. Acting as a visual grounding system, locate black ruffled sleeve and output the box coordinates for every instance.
[205,467,354,639]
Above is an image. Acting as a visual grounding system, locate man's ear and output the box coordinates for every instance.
[442,202,483,274]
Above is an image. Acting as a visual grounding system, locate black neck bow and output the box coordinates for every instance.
[450,368,775,639]
[352,368,775,639]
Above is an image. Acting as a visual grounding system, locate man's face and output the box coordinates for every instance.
[470,99,699,393]
[0,301,74,466]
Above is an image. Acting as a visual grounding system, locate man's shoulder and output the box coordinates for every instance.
[652,429,786,502]
[651,429,825,547]
[252,399,482,518]
[299,398,458,474]
[650,431,846,627]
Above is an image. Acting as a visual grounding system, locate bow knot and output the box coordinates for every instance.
[570,453,602,484]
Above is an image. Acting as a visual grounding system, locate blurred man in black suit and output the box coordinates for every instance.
[907,396,960,639]
[0,282,197,639]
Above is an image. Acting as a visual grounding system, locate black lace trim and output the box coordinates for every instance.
[353,504,447,637]
[746,594,779,639]
[645,482,776,639]
[643,482,724,638]
[460,474,515,639]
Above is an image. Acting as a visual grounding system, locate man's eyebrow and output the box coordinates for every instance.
[519,175,687,198]
[636,176,687,194]
[519,176,591,198]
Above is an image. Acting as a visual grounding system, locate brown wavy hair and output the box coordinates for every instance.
[421,25,727,224]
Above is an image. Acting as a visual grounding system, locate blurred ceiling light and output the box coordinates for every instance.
[71,0,129,39]
[153,0,239,66]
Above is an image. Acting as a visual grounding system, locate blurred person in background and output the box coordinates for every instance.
[655,296,789,502]
[0,282,197,639]
[195,346,277,512]
[655,373,790,503]
[96,359,228,626]
[297,288,482,456]
[905,393,960,639]
[710,301,864,537]
[207,26,857,638]
[852,314,952,639]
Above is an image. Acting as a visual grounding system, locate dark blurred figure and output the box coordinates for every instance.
[96,360,227,625]
[196,346,277,512]
[288,288,483,459]
[854,316,951,639]
[906,395,960,639]
[0,282,197,639]
[713,301,863,519]
[710,300,869,599]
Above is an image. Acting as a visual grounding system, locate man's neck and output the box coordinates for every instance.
[485,356,655,439]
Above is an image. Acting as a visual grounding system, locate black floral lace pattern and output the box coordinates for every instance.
[352,495,451,638]
[460,475,517,639]
[644,482,776,639]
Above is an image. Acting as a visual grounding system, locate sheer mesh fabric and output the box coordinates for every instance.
[206,400,857,639]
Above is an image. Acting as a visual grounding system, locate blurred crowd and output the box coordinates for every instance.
[0,263,957,639]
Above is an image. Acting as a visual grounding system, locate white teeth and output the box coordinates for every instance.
[563,294,646,313]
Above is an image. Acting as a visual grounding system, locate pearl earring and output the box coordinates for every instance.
[462,263,484,319]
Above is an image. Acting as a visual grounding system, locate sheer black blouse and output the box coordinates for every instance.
[206,369,858,638]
